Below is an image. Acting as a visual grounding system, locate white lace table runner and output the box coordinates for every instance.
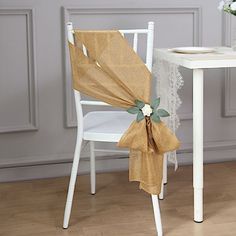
[153,52,184,170]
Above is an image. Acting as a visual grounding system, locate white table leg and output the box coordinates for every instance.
[193,69,204,223]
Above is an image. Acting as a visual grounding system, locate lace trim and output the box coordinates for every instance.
[153,54,184,169]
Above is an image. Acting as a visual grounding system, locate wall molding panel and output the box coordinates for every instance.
[2,1,235,183]
[222,13,236,117]
[0,8,38,133]
[62,6,202,127]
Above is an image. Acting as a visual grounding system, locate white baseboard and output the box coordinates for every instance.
[0,155,128,183]
[1,141,236,182]
[177,148,236,166]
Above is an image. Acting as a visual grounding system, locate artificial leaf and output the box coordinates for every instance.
[157,109,170,117]
[151,113,161,123]
[135,100,145,109]
[136,110,145,122]
[151,109,158,118]
[127,106,140,114]
[151,97,160,109]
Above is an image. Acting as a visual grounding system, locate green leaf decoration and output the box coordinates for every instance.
[151,113,161,123]
[136,110,145,122]
[127,106,140,114]
[127,98,170,123]
[151,97,160,109]
[157,109,170,117]
[152,109,158,116]
[135,100,145,109]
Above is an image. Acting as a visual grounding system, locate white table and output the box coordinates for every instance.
[155,47,236,223]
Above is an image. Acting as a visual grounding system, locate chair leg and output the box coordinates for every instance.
[163,154,168,185]
[158,181,164,200]
[151,194,163,236]
[63,136,83,229]
[90,141,96,195]
[159,154,167,200]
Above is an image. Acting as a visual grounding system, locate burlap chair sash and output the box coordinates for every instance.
[68,30,180,194]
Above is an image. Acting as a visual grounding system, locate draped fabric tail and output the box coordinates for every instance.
[129,150,164,195]
[118,120,179,194]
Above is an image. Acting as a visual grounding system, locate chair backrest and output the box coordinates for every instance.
[67,22,154,126]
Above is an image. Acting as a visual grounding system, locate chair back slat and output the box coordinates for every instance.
[133,33,138,53]
[119,29,149,34]
[67,22,74,45]
[146,22,154,72]
[120,32,125,38]
[82,45,88,56]
[80,100,111,106]
[67,22,154,107]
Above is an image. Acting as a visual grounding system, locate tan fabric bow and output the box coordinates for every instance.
[69,30,180,195]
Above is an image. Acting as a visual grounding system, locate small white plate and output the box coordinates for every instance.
[170,47,216,54]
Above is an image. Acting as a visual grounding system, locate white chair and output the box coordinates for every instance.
[63,21,163,236]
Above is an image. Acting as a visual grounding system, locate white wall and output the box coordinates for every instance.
[0,0,236,181]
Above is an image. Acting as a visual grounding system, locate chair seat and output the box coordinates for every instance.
[83,111,134,142]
